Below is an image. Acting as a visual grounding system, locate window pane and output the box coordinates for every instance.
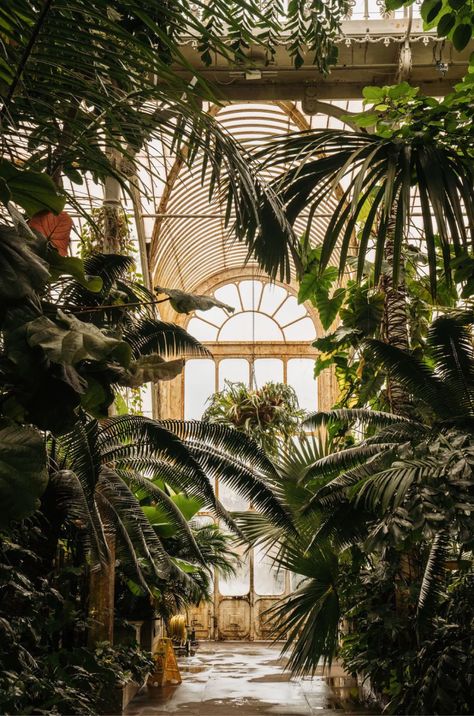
[253,358,283,388]
[218,482,250,511]
[140,383,153,418]
[218,359,249,389]
[219,550,250,596]
[214,283,242,312]
[238,280,262,310]
[283,317,317,341]
[195,306,228,326]
[273,296,306,326]
[184,359,215,419]
[219,312,283,341]
[187,317,218,341]
[254,544,285,596]
[259,283,287,315]
[287,358,317,412]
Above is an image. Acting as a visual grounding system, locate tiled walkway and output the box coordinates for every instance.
[125,642,372,716]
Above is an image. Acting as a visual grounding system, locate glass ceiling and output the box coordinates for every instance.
[63,96,431,297]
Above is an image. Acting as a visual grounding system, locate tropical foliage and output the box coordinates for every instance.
[250,81,474,294]
[387,0,474,49]
[243,312,474,713]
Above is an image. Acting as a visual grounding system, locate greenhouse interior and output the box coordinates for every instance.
[0,1,473,714]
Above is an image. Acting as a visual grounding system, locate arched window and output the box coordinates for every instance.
[183,279,318,421]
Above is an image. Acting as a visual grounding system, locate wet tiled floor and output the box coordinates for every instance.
[125,642,372,716]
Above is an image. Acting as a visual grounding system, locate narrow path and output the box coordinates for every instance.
[125,642,371,716]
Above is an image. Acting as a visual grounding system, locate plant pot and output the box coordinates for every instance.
[100,677,146,714]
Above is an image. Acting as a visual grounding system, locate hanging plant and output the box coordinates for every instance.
[203,380,305,457]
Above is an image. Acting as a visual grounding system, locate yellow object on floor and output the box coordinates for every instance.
[168,614,187,643]
[147,637,182,688]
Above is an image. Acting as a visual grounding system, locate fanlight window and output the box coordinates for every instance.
[187,280,317,342]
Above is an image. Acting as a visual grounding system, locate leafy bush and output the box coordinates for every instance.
[0,525,153,715]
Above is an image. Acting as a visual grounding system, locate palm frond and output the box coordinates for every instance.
[115,467,205,564]
[417,531,450,627]
[56,419,101,501]
[427,314,474,419]
[232,511,288,551]
[48,468,109,566]
[304,408,414,431]
[159,420,278,477]
[254,129,474,291]
[310,501,373,551]
[185,445,292,532]
[189,524,238,579]
[104,455,216,509]
[123,318,209,359]
[354,458,444,512]
[59,254,135,309]
[310,451,395,510]
[276,432,332,483]
[265,542,341,674]
[303,443,398,483]
[94,490,152,596]
[97,467,170,580]
[364,339,448,419]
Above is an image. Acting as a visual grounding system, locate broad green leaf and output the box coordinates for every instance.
[315,287,346,331]
[452,23,472,50]
[313,326,359,353]
[126,579,146,597]
[437,11,456,35]
[172,493,203,521]
[353,113,379,127]
[171,557,199,574]
[340,288,384,336]
[298,270,320,304]
[0,160,65,216]
[120,355,184,388]
[387,82,419,99]
[80,376,114,418]
[314,354,336,377]
[26,310,131,367]
[47,250,103,292]
[421,0,443,23]
[362,86,385,102]
[0,423,48,529]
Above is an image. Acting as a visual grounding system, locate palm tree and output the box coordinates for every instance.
[251,115,474,294]
[44,413,289,593]
[237,311,474,675]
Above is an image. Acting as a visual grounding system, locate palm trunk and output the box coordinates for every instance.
[86,171,121,646]
[102,172,123,254]
[378,216,410,416]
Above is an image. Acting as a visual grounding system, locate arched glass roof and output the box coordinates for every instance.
[150,101,347,292]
